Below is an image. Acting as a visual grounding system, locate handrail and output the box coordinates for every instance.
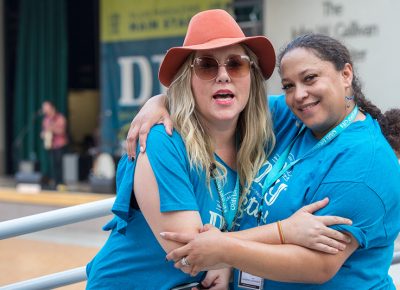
[0,266,86,290]
[0,197,115,239]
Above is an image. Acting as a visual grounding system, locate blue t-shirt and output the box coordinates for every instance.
[235,95,400,290]
[86,125,238,290]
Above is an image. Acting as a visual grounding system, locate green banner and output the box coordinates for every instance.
[101,0,232,42]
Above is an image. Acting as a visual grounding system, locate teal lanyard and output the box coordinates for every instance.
[213,169,240,232]
[257,105,359,224]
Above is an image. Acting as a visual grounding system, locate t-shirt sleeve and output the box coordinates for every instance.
[310,181,387,249]
[267,94,284,124]
[145,127,199,213]
[267,94,300,138]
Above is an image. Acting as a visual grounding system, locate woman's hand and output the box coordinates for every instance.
[200,268,231,290]
[161,226,230,276]
[282,197,352,254]
[126,94,172,159]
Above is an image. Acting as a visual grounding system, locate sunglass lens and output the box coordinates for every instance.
[194,57,218,80]
[226,56,251,78]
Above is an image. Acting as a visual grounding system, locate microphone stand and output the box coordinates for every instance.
[12,110,42,172]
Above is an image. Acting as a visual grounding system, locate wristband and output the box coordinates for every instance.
[277,220,285,244]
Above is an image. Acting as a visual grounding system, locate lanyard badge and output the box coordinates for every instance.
[212,166,241,232]
[238,271,264,289]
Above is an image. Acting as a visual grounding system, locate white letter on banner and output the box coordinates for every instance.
[151,54,167,95]
[118,56,152,106]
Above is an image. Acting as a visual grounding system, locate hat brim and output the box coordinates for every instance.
[159,36,276,87]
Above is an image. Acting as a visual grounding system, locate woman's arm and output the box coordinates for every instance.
[164,182,386,281]
[165,226,358,282]
[160,197,352,257]
[135,150,232,290]
[229,198,352,254]
[134,151,202,253]
[220,234,358,283]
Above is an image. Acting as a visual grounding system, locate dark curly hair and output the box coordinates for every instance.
[277,33,399,152]
[383,109,400,154]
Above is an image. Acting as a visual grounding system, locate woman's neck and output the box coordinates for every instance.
[207,124,238,170]
[312,104,366,139]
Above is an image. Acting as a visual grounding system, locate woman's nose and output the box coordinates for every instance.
[215,65,231,83]
[294,84,308,100]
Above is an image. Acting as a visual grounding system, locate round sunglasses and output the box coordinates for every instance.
[191,55,253,81]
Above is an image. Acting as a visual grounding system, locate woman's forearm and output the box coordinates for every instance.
[164,224,357,281]
[228,200,352,254]
[220,236,357,283]
[227,223,281,244]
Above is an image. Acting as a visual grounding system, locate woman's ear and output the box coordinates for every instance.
[342,63,353,89]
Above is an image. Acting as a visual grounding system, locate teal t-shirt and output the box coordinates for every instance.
[87,125,238,290]
[235,95,400,289]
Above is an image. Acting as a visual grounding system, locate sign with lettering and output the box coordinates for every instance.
[99,0,231,153]
[265,0,399,111]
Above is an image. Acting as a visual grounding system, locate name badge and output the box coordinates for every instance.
[238,271,264,289]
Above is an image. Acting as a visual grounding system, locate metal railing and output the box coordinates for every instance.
[0,197,115,289]
[0,197,115,239]
[0,267,87,290]
[0,196,399,289]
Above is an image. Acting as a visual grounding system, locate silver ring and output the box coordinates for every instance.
[181,256,190,267]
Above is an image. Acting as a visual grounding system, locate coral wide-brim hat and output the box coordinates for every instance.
[159,9,276,87]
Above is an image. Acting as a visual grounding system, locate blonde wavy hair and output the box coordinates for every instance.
[167,44,275,197]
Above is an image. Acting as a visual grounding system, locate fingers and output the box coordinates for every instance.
[200,272,214,288]
[313,242,341,254]
[166,244,190,262]
[172,260,200,276]
[301,197,329,213]
[318,215,352,227]
[131,116,173,156]
[312,235,349,254]
[160,115,174,136]
[207,283,229,290]
[173,260,192,273]
[314,215,352,243]
[126,124,139,160]
[200,224,215,233]
[314,224,352,244]
[160,232,195,244]
[201,269,230,290]
[305,225,352,254]
[171,255,202,277]
[190,266,201,277]
[138,122,152,154]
